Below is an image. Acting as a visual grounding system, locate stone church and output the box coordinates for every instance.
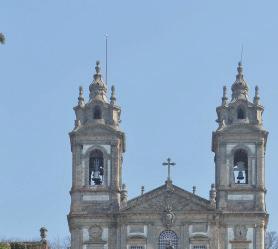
[67,61,268,249]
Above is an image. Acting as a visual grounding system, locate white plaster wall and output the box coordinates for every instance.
[189,224,208,236]
[227,227,234,249]
[247,228,253,249]
[227,144,236,154]
[102,145,111,154]
[226,143,255,155]
[82,194,109,201]
[82,144,111,155]
[227,194,254,201]
[127,225,147,237]
[102,227,108,241]
[246,144,255,154]
[82,145,91,155]
[83,228,89,241]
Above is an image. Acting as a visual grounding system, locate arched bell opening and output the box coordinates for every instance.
[89,149,104,185]
[93,105,102,119]
[233,149,248,184]
[237,106,246,120]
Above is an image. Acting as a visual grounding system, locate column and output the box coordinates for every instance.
[71,227,83,249]
[256,221,265,249]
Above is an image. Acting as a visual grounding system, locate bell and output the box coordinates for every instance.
[92,171,102,185]
[237,171,244,181]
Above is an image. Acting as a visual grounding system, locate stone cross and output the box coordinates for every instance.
[163,158,176,181]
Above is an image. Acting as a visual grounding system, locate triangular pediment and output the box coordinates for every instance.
[70,123,124,137]
[122,182,213,213]
[220,124,268,134]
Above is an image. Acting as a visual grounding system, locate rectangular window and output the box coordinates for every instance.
[129,225,145,234]
[192,223,208,233]
[193,245,207,249]
[130,246,144,249]
[127,225,147,237]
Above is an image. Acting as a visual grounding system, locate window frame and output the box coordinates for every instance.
[158,230,178,249]
[82,145,112,188]
[89,149,104,186]
[229,145,254,187]
[233,149,249,185]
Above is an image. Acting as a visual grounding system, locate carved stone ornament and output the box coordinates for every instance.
[234,225,248,241]
[88,225,103,241]
[162,204,175,228]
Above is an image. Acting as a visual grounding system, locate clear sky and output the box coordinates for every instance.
[0,0,278,241]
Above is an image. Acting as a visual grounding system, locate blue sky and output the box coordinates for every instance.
[0,0,278,241]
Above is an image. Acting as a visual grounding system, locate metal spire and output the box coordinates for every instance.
[240,44,244,65]
[105,34,108,85]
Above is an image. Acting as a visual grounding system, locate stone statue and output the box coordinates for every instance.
[234,225,248,241]
[162,204,175,228]
[88,225,103,241]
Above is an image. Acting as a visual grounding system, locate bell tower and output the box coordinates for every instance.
[68,61,126,249]
[212,62,268,249]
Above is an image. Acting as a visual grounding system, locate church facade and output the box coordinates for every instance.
[67,61,268,249]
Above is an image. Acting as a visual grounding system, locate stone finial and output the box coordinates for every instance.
[40,227,48,241]
[89,61,108,102]
[121,184,128,207]
[209,184,216,208]
[141,186,145,195]
[253,85,260,105]
[231,62,249,100]
[110,85,116,105]
[78,86,85,107]
[221,85,228,106]
[192,186,196,195]
[95,60,100,74]
[93,60,102,82]
[237,61,243,75]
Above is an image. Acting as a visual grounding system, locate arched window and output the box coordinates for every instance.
[233,149,248,184]
[237,107,246,119]
[89,150,104,185]
[93,106,102,119]
[158,230,178,249]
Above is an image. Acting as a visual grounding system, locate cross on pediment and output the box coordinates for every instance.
[162,158,176,181]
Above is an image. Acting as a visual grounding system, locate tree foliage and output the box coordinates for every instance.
[49,236,70,249]
[266,231,278,249]
[0,33,5,44]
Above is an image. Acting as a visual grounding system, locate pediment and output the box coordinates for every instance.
[122,183,213,213]
[221,124,267,134]
[70,123,124,137]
